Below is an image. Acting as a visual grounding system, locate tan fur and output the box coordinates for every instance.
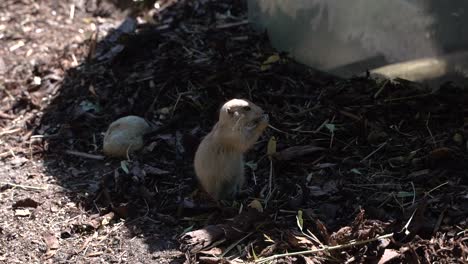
[194,99,269,200]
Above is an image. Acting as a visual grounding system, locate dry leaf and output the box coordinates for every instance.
[267,136,277,156]
[303,256,319,264]
[286,232,314,249]
[143,164,170,175]
[199,247,223,255]
[248,199,263,212]
[378,249,401,264]
[101,212,115,226]
[14,209,31,217]
[273,145,325,161]
[260,54,280,71]
[42,232,59,259]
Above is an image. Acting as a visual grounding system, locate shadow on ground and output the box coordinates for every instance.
[35,0,288,262]
[28,0,468,263]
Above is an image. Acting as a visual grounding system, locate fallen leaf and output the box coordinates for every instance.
[248,199,263,212]
[42,232,59,259]
[272,145,325,161]
[120,160,130,174]
[315,219,330,244]
[260,54,280,71]
[10,157,28,167]
[143,164,170,175]
[179,208,265,253]
[378,249,401,264]
[78,100,101,113]
[199,247,223,255]
[263,233,275,243]
[325,123,336,133]
[252,245,258,260]
[179,225,224,253]
[76,233,97,254]
[263,54,280,64]
[286,231,314,249]
[101,212,115,226]
[245,161,257,171]
[296,210,304,232]
[198,256,228,264]
[303,256,319,264]
[267,136,277,157]
[14,209,31,217]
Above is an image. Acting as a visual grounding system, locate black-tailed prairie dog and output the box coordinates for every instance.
[194,99,269,200]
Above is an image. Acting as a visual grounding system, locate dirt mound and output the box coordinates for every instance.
[1,0,467,263]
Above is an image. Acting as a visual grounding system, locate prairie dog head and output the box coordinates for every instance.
[217,99,269,151]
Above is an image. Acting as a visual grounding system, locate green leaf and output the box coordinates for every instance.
[120,160,129,174]
[245,161,258,170]
[251,245,258,260]
[267,136,277,156]
[182,224,194,235]
[260,54,280,71]
[296,210,304,232]
[79,100,101,113]
[263,233,274,243]
[325,123,336,133]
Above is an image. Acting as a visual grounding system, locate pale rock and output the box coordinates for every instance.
[103,115,150,158]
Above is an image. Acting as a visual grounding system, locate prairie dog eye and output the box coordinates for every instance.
[226,108,240,117]
[242,106,251,111]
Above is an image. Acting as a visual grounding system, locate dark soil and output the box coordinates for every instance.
[1,0,467,263]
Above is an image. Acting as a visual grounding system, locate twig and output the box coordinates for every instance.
[69,4,75,21]
[267,124,291,136]
[0,111,15,119]
[220,232,254,258]
[314,119,329,133]
[425,113,436,146]
[384,93,431,102]
[0,181,48,191]
[426,181,448,194]
[0,127,22,136]
[400,209,416,235]
[360,141,387,163]
[171,92,189,119]
[264,158,274,208]
[255,233,394,263]
[374,79,389,99]
[0,150,15,159]
[64,150,105,160]
[216,20,249,29]
[433,205,447,234]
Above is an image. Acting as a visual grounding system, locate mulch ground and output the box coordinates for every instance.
[1,0,467,263]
